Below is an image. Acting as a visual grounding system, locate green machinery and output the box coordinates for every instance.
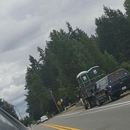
[76,66,104,109]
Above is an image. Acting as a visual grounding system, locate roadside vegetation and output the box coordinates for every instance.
[0,99,18,120]
[24,0,130,123]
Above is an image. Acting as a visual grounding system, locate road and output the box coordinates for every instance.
[33,91,130,130]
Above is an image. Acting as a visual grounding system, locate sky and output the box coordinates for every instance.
[0,0,125,119]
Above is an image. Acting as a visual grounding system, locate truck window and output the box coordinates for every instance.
[108,69,129,83]
[96,83,100,89]
[77,78,82,85]
[79,74,90,87]
[99,78,107,87]
[77,76,87,88]
[93,69,97,74]
[83,76,87,81]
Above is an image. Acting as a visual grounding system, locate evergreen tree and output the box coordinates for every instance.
[0,99,18,120]
[25,23,120,119]
[95,6,130,61]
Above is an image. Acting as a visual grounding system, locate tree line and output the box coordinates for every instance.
[24,0,130,121]
[0,99,18,120]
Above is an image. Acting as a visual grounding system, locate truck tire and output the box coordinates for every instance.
[83,99,91,109]
[95,99,101,106]
[108,95,114,102]
[89,98,96,107]
[87,100,91,109]
[84,104,88,110]
[83,101,88,110]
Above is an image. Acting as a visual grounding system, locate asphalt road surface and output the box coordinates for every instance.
[33,91,130,130]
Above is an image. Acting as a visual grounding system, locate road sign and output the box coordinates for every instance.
[57,101,61,106]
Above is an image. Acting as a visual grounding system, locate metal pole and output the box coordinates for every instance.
[49,89,60,113]
[17,109,23,120]
[60,104,63,111]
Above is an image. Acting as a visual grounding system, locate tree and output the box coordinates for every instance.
[45,23,118,102]
[95,6,130,61]
[120,61,130,72]
[124,0,130,22]
[46,26,94,102]
[103,51,118,73]
[25,23,120,119]
[25,55,49,120]
[20,116,32,127]
[0,99,18,120]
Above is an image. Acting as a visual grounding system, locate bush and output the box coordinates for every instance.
[120,62,130,72]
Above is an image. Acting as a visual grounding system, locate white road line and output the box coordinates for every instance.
[57,100,130,117]
[57,111,82,117]
[77,101,130,117]
[82,100,130,114]
[97,100,130,109]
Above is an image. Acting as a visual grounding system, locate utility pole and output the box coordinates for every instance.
[17,109,23,120]
[49,89,60,113]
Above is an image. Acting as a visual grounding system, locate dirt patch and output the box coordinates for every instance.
[121,90,130,97]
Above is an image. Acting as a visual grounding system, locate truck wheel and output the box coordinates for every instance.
[90,98,96,107]
[87,100,91,109]
[83,104,88,110]
[84,104,88,110]
[96,99,101,106]
[83,100,91,109]
[83,100,88,109]
[108,95,113,102]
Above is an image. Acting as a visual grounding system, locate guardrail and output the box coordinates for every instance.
[64,102,76,111]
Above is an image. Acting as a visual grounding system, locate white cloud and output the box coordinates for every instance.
[0,0,125,117]
[1,85,26,104]
[0,15,43,53]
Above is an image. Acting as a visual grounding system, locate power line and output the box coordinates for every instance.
[49,89,60,113]
[26,90,48,102]
[17,109,23,120]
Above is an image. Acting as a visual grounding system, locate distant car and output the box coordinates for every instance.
[40,115,48,123]
[0,107,28,130]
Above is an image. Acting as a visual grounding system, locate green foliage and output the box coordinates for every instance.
[120,62,130,72]
[124,0,130,22]
[103,51,119,73]
[25,55,49,120]
[20,116,32,126]
[25,21,126,120]
[0,99,18,120]
[95,6,130,61]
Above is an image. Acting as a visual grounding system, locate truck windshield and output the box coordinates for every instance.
[108,69,129,83]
